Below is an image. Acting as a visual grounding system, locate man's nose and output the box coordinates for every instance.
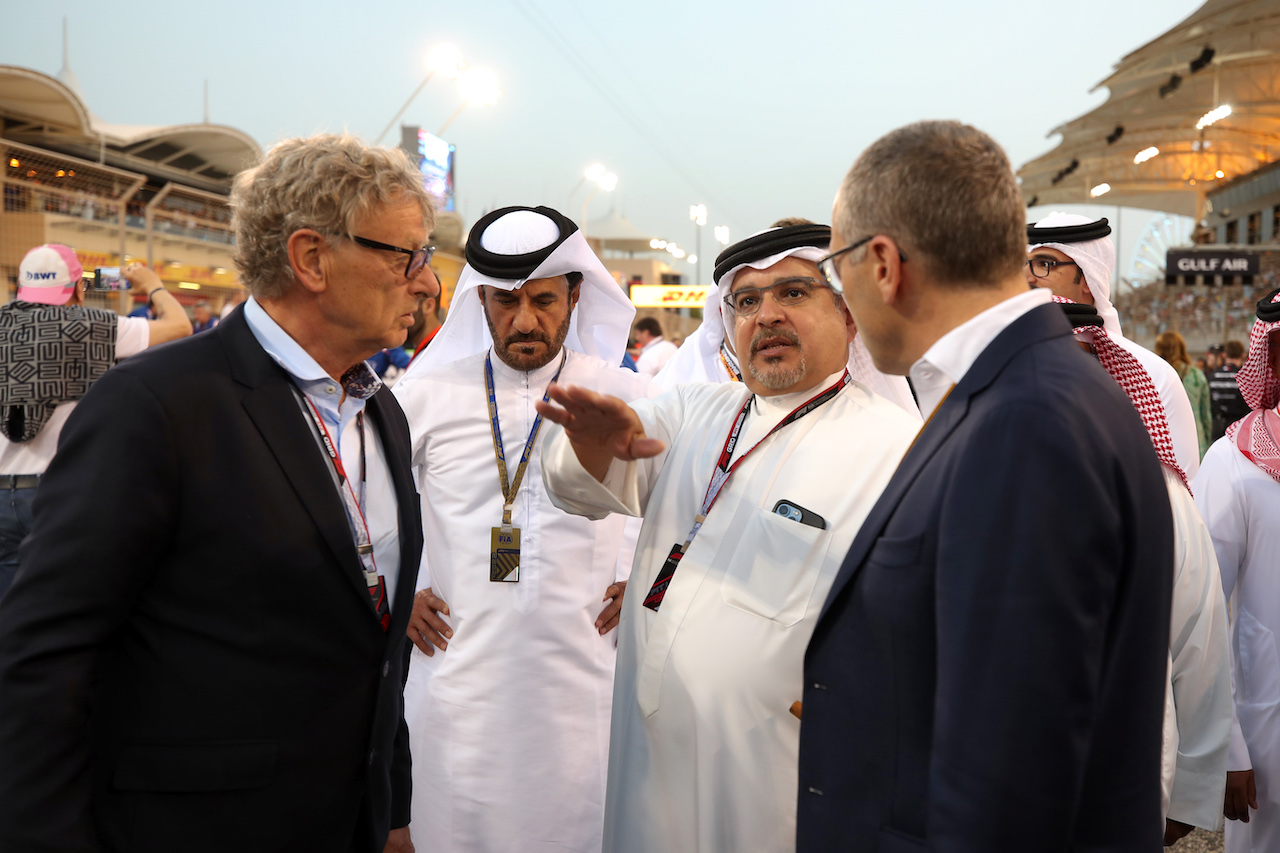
[755,289,788,325]
[412,264,440,298]
[513,302,538,333]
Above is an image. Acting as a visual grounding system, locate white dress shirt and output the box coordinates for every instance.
[909,288,1052,419]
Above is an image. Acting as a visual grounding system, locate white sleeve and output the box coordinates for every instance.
[1193,440,1254,773]
[1165,485,1233,830]
[540,391,682,521]
[1193,440,1247,603]
[614,516,643,584]
[114,316,150,359]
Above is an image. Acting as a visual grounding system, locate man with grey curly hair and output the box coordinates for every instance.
[0,134,435,853]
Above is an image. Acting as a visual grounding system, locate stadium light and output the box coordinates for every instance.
[714,225,730,246]
[1090,183,1112,198]
[375,43,468,145]
[1197,104,1232,130]
[1134,147,1159,165]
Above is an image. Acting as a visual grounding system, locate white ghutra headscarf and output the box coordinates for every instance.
[656,223,920,418]
[399,206,635,381]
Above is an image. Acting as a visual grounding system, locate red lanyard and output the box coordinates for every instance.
[301,396,380,586]
[681,370,850,548]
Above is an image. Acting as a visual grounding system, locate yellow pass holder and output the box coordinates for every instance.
[490,526,521,582]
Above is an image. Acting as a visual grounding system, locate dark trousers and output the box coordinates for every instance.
[0,484,36,601]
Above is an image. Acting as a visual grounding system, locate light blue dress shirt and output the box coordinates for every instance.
[243,297,401,609]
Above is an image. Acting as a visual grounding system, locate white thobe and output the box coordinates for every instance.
[635,336,678,377]
[541,373,919,853]
[1160,467,1233,830]
[1118,335,1201,480]
[393,348,653,853]
[1194,433,1280,853]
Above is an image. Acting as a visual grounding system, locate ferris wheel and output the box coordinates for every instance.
[1127,213,1194,288]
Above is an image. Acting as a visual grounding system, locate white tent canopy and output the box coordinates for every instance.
[584,208,660,254]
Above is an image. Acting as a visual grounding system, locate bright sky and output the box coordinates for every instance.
[4,0,1204,282]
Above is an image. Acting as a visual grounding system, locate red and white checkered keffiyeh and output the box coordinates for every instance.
[1225,288,1280,485]
[1053,296,1190,492]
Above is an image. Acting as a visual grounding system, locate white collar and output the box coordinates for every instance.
[910,288,1050,419]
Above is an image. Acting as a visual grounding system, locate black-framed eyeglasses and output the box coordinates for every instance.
[814,235,908,295]
[722,277,832,318]
[1026,257,1079,279]
[350,235,436,279]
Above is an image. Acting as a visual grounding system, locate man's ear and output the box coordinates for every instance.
[867,235,905,307]
[840,297,858,345]
[568,283,582,312]
[287,229,328,295]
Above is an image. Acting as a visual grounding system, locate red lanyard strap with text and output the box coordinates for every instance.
[642,370,849,612]
[300,396,378,580]
[685,369,850,549]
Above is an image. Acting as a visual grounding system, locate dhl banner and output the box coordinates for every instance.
[628,285,713,308]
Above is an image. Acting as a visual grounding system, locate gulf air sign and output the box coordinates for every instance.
[628,285,713,308]
[1166,250,1259,277]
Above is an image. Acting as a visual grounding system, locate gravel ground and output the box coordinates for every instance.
[1170,827,1224,852]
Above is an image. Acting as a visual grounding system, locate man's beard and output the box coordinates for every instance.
[485,306,573,371]
[746,327,806,390]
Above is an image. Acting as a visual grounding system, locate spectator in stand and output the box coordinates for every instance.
[1206,344,1225,373]
[1157,330,1212,459]
[0,249,191,598]
[1209,340,1251,441]
[191,299,218,333]
[632,316,677,376]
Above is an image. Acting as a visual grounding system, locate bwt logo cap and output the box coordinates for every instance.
[17,243,82,306]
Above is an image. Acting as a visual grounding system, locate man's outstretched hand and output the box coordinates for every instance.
[537,384,664,481]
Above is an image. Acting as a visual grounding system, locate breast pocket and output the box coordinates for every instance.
[719,506,832,626]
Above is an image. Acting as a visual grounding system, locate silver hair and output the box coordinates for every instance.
[833,120,1026,288]
[230,134,435,299]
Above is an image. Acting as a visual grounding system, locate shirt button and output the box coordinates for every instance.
[325,385,337,395]
[382,661,390,678]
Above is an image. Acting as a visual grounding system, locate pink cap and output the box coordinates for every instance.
[17,244,83,305]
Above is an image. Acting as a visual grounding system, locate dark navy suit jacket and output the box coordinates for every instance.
[797,303,1174,852]
[0,309,423,853]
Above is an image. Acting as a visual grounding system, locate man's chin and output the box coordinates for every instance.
[495,343,558,371]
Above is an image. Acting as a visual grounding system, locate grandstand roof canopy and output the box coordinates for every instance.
[0,65,261,188]
[1018,0,1280,217]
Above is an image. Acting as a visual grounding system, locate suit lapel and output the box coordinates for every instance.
[817,303,1073,624]
[365,388,422,620]
[220,311,377,616]
[817,387,972,623]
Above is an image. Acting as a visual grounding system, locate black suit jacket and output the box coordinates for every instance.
[797,304,1174,852]
[0,308,423,852]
